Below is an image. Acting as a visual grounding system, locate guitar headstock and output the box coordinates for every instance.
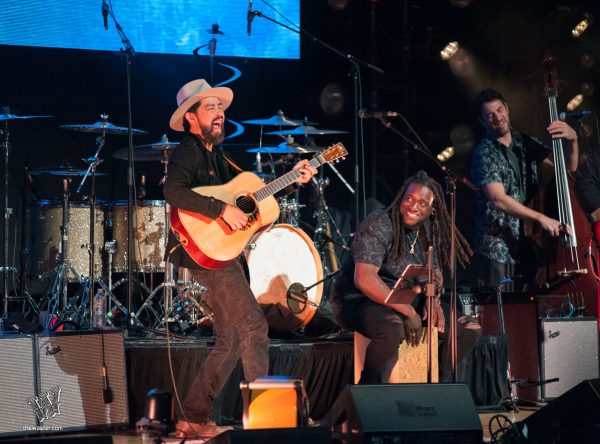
[542,51,559,98]
[319,142,348,164]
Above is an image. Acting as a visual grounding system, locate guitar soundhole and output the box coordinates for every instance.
[236,195,257,215]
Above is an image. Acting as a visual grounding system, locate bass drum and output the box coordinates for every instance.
[245,224,323,329]
[28,200,105,281]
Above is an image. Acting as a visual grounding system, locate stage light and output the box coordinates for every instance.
[449,0,474,8]
[328,0,349,11]
[580,53,595,68]
[566,94,584,112]
[241,377,309,429]
[436,146,455,162]
[572,13,593,38]
[580,82,594,97]
[320,83,345,116]
[440,41,460,60]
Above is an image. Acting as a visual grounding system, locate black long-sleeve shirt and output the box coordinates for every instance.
[574,145,600,222]
[163,134,240,269]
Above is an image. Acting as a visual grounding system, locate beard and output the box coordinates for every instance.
[200,121,225,145]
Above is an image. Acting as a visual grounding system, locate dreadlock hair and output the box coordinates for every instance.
[386,170,472,268]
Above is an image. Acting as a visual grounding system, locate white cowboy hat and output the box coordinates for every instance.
[169,79,233,131]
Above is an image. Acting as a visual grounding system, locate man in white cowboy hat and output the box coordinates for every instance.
[163,79,317,439]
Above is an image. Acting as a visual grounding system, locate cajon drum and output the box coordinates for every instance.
[354,327,438,383]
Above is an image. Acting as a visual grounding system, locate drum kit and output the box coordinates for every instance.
[2,108,348,334]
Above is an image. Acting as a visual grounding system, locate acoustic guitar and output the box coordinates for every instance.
[170,142,348,269]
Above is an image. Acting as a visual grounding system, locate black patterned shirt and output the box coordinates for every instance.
[331,210,434,304]
[471,130,550,263]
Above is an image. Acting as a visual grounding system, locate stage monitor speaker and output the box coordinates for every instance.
[324,384,482,443]
[539,317,599,399]
[205,426,330,444]
[522,378,600,443]
[0,335,38,435]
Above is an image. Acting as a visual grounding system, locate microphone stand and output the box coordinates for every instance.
[376,116,478,382]
[104,2,138,335]
[248,7,384,231]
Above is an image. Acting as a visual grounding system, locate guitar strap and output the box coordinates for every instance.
[222,153,244,173]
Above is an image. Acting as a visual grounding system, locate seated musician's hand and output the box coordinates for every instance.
[220,205,248,231]
[404,311,423,347]
[292,159,318,184]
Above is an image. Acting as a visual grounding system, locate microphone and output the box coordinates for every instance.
[358,109,399,119]
[247,0,254,37]
[102,0,109,31]
[559,110,591,120]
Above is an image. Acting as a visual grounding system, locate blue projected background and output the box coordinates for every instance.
[0,0,300,59]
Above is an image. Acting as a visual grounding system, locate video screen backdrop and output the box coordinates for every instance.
[0,0,300,59]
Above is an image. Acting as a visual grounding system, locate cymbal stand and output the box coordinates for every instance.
[44,178,81,330]
[77,132,107,327]
[497,277,519,412]
[1,115,16,321]
[311,176,347,275]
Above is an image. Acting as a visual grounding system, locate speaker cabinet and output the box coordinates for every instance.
[205,427,330,444]
[479,300,540,400]
[522,378,600,443]
[325,384,482,443]
[539,317,599,399]
[0,330,129,438]
[0,335,38,435]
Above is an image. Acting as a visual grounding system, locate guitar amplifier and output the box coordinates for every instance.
[0,330,129,438]
[540,317,599,399]
[0,335,38,435]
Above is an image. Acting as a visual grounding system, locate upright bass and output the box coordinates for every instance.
[532,52,596,317]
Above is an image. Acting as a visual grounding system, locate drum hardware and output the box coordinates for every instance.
[1,108,53,323]
[278,197,305,227]
[41,178,84,330]
[311,177,348,275]
[245,141,321,154]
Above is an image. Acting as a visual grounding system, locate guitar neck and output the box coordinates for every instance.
[253,156,322,202]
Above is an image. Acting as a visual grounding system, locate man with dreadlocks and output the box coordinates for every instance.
[331,170,480,383]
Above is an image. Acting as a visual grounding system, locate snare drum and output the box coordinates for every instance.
[109,200,167,273]
[28,200,105,281]
[245,224,323,328]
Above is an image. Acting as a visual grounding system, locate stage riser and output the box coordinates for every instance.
[0,331,129,438]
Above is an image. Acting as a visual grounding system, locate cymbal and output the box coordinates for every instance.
[30,165,108,177]
[60,121,149,136]
[265,125,348,136]
[242,111,318,127]
[246,142,321,154]
[0,113,53,121]
[112,145,175,161]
